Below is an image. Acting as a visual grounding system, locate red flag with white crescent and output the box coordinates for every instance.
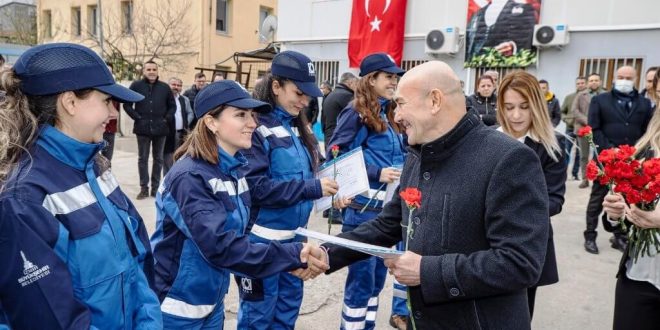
[348,0,407,67]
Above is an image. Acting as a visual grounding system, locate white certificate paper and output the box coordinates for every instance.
[295,227,403,259]
[314,147,370,213]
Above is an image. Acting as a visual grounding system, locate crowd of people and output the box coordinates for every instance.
[0,41,659,330]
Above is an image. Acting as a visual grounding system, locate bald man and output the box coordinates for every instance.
[584,66,654,254]
[322,61,549,329]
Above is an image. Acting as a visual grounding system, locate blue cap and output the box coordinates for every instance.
[13,43,143,103]
[194,80,271,119]
[271,51,323,98]
[359,52,405,77]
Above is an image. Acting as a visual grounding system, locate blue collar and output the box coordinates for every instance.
[378,97,390,114]
[36,125,104,171]
[218,146,247,174]
[274,106,295,125]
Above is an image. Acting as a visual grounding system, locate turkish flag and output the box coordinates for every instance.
[348,0,407,68]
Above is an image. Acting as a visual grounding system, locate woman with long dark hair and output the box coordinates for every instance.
[496,71,566,318]
[237,50,338,329]
[326,52,407,330]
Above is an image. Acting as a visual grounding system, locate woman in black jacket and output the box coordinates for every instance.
[496,71,567,318]
[467,74,498,126]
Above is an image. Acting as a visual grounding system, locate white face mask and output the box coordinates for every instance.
[614,79,634,94]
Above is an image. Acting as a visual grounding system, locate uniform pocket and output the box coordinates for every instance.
[234,276,264,302]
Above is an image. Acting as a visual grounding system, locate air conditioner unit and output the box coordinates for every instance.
[533,24,569,47]
[425,27,460,55]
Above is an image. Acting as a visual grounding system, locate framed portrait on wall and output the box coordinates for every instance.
[465,0,542,68]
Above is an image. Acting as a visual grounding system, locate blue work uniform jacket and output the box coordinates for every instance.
[326,99,406,212]
[150,147,305,320]
[242,106,323,243]
[0,125,161,329]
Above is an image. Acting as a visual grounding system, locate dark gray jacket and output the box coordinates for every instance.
[325,111,549,329]
[466,93,497,126]
[589,88,654,152]
[124,77,176,136]
[546,94,561,127]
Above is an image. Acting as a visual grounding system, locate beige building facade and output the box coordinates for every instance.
[37,0,276,88]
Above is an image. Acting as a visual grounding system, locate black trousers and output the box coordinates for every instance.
[136,134,166,189]
[613,273,660,330]
[163,130,184,176]
[584,181,626,241]
[527,286,537,320]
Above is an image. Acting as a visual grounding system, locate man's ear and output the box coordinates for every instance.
[429,89,443,115]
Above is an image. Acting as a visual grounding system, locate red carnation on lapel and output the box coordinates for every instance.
[399,187,421,209]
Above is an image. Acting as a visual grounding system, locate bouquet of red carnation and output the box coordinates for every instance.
[586,144,660,260]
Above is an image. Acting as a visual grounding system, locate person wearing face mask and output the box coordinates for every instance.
[496,72,566,319]
[583,66,654,255]
[326,52,407,330]
[237,50,339,329]
[467,74,498,126]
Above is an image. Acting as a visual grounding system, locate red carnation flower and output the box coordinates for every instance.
[586,161,600,181]
[399,187,422,209]
[577,126,592,138]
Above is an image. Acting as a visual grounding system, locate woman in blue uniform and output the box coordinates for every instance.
[150,80,327,329]
[326,52,406,330]
[0,43,161,329]
[237,50,339,329]
[496,71,566,318]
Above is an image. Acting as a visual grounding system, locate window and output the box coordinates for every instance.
[87,5,98,36]
[216,0,228,32]
[42,9,52,38]
[71,7,81,37]
[121,1,133,34]
[312,61,339,86]
[579,57,644,91]
[400,60,428,72]
[259,6,272,28]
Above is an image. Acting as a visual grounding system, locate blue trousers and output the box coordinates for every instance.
[238,272,303,329]
[341,220,387,330]
[391,241,409,317]
[564,131,580,178]
[162,300,224,330]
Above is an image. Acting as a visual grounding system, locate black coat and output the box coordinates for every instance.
[467,93,498,126]
[325,111,549,329]
[547,95,561,127]
[321,84,354,140]
[164,95,193,153]
[588,89,654,152]
[524,135,567,286]
[123,78,176,137]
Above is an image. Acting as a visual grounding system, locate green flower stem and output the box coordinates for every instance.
[404,207,417,330]
[360,183,386,213]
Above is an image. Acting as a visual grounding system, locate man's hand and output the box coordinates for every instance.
[384,251,422,286]
[291,243,330,281]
